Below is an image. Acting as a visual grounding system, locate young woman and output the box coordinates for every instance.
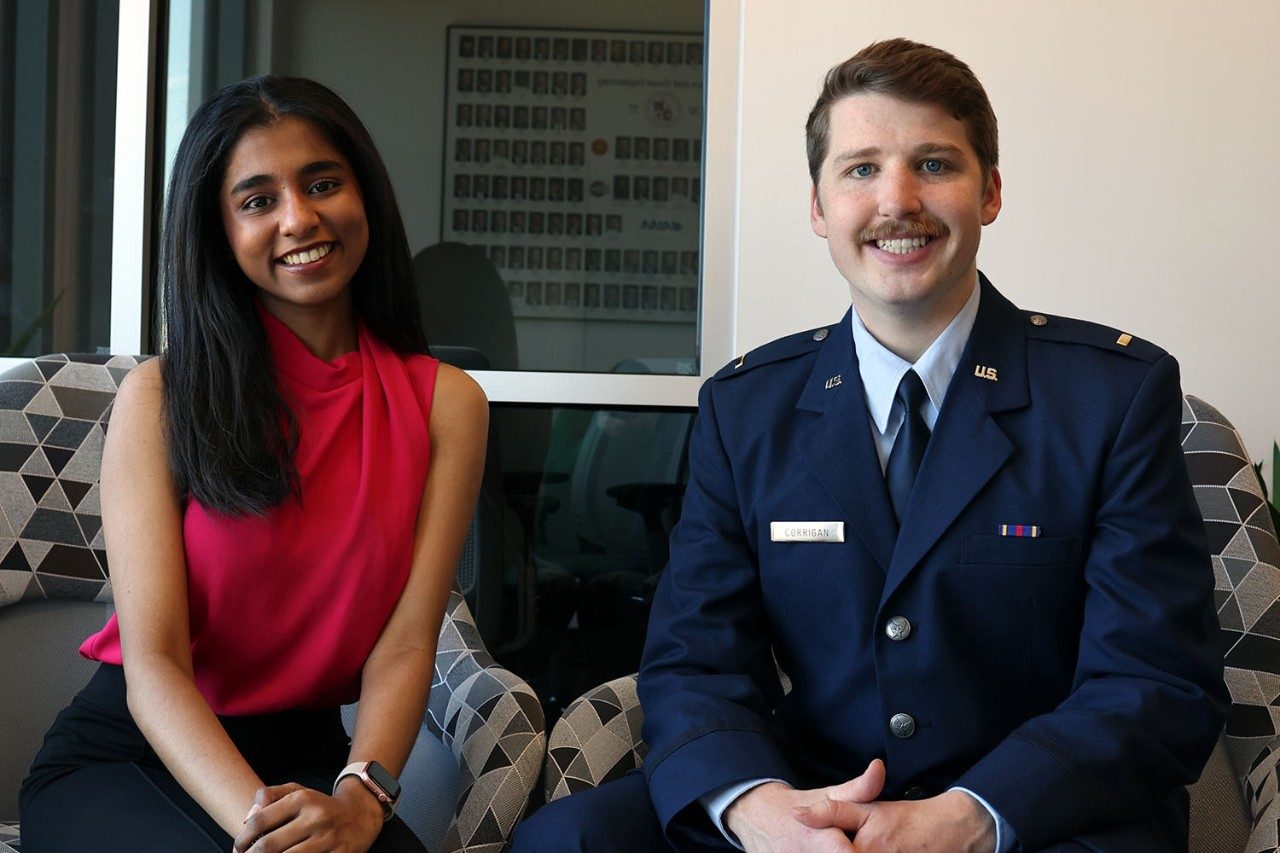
[19,76,487,852]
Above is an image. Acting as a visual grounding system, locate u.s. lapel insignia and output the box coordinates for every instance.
[825,374,842,390]
[974,365,999,381]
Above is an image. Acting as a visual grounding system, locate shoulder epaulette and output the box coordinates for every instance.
[712,325,830,380]
[1022,311,1164,363]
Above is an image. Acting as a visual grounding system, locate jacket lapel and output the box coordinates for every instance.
[795,310,897,573]
[879,276,1030,606]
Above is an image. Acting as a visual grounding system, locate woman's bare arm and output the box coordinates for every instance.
[236,362,490,850]
[345,364,489,775]
[103,359,264,835]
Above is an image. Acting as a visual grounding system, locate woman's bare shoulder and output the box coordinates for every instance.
[100,357,180,514]
[118,356,164,395]
[429,363,488,440]
[111,357,166,428]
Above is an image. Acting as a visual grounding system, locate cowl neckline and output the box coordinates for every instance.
[256,301,364,392]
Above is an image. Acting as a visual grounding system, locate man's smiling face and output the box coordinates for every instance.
[810,92,1001,326]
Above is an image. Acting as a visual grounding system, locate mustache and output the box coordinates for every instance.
[858,219,949,242]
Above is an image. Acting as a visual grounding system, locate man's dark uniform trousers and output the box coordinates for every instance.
[518,277,1228,852]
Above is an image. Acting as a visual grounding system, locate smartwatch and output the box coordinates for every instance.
[333,760,401,821]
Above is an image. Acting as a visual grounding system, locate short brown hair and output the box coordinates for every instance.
[805,39,998,185]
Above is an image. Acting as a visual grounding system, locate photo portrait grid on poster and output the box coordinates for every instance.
[442,26,703,323]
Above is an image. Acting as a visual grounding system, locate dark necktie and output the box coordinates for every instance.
[886,370,930,524]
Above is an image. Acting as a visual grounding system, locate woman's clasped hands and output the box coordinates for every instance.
[234,780,384,853]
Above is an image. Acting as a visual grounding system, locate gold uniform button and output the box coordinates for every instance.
[1030,314,1048,327]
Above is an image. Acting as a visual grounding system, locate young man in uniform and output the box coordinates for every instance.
[515,38,1227,852]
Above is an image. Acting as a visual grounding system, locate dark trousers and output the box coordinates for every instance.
[19,663,424,852]
[511,772,676,852]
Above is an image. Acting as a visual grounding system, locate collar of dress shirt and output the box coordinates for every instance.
[850,281,982,435]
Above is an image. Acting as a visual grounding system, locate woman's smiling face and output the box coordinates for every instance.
[219,117,369,319]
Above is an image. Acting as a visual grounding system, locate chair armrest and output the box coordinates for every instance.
[544,674,648,803]
[1,822,19,853]
[1181,396,1280,853]
[427,591,545,852]
[1244,739,1280,853]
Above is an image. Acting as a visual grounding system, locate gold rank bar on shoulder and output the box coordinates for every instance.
[1116,333,1132,347]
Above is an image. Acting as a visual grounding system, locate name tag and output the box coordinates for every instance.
[770,521,845,543]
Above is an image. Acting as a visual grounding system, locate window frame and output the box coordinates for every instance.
[109,0,160,359]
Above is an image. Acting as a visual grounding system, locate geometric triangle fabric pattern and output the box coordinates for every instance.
[0,355,140,851]
[1246,744,1280,853]
[0,354,143,610]
[426,590,546,852]
[544,674,648,803]
[1181,395,1280,853]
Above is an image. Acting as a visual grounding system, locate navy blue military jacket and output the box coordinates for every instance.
[638,277,1228,850]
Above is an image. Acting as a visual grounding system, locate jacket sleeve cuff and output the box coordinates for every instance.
[701,778,786,849]
[951,786,1017,853]
[955,733,1093,849]
[646,727,796,841]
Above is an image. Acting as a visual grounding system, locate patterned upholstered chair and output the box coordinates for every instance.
[541,395,1280,853]
[0,354,545,853]
[1181,396,1280,853]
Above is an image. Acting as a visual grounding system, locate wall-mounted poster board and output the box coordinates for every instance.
[442,26,703,324]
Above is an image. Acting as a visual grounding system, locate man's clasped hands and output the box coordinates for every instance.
[724,759,995,853]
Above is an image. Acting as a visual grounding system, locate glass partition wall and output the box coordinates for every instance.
[163,0,707,376]
[154,0,727,721]
[0,0,118,357]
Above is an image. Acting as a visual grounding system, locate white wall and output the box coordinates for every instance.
[735,0,1280,464]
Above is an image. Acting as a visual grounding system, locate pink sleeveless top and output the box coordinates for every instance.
[81,308,438,715]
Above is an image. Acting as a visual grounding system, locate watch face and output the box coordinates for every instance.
[366,761,401,801]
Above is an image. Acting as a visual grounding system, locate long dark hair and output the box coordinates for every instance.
[161,76,428,516]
